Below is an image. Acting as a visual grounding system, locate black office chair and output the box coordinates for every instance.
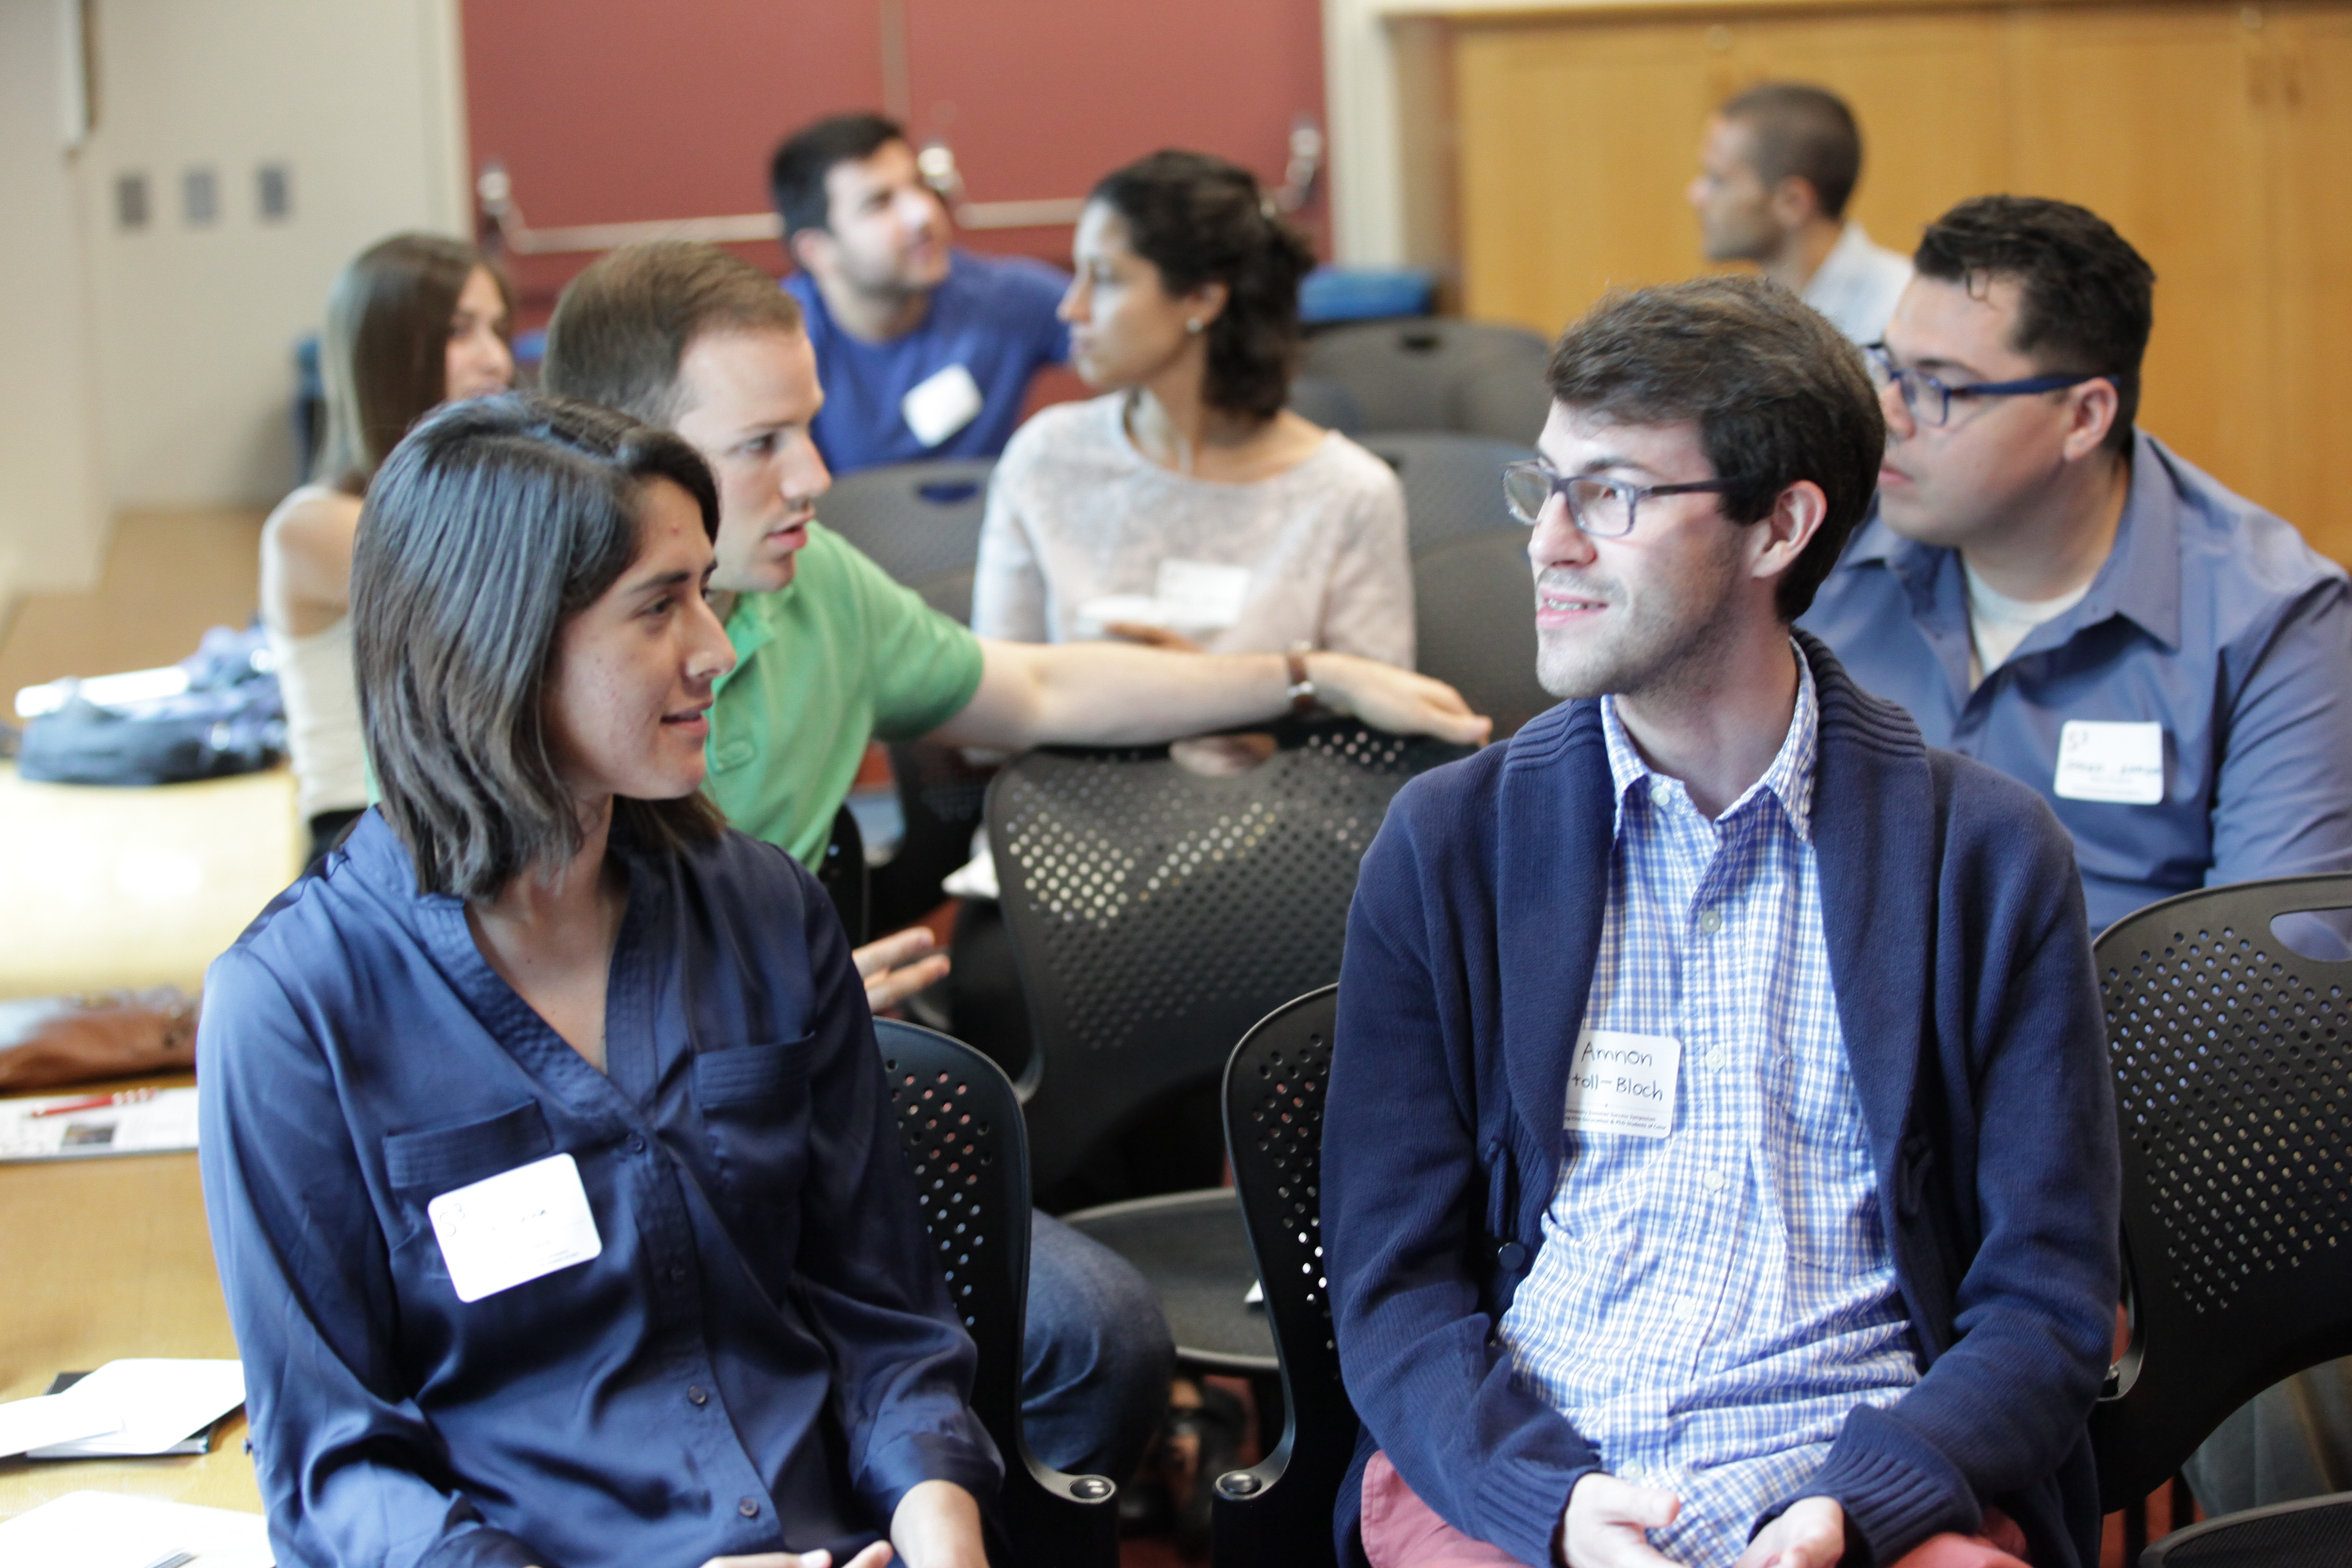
[2136,1490,2352,1566]
[2092,874,2352,1563]
[1301,319,1550,444]
[875,1018,1119,1568]
[819,458,995,588]
[818,802,870,946]
[1212,985,1355,1568]
[1412,529,1556,741]
[1354,432,1537,556]
[984,719,1469,1374]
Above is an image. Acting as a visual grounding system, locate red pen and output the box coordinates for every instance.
[31,1087,156,1118]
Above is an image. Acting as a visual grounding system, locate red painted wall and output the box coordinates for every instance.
[459,0,1328,324]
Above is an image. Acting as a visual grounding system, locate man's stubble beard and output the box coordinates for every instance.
[1533,542,1746,706]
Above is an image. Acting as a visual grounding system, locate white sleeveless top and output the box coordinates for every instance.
[268,614,369,821]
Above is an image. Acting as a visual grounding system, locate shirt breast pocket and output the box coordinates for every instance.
[693,1037,816,1210]
[381,1102,556,1256]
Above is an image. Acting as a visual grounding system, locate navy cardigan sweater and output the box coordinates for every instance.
[1323,635,2120,1568]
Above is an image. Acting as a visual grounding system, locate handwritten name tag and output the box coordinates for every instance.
[428,1153,602,1303]
[1563,1028,1680,1139]
[2053,720,2165,805]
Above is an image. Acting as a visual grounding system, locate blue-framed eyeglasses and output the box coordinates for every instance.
[1502,460,1747,538]
[1865,343,2110,427]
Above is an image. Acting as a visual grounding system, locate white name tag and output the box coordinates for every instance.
[901,363,984,448]
[2053,720,2165,804]
[427,1152,603,1303]
[1564,1028,1680,1138]
[1155,560,1252,630]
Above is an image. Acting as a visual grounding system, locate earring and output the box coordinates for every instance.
[1186,318,1204,335]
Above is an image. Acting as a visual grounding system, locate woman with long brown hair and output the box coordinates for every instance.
[261,233,513,864]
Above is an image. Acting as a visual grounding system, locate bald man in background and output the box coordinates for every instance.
[1688,83,1912,346]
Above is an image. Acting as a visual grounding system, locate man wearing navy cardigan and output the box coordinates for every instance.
[1323,277,2120,1568]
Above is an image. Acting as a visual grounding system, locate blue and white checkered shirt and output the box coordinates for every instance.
[1495,650,1920,1567]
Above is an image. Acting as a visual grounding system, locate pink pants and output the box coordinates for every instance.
[1360,1451,2033,1568]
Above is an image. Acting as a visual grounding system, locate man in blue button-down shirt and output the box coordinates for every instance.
[1802,199,2352,1517]
[1802,195,2352,939]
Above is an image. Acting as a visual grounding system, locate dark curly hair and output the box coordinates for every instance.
[1914,195,2155,459]
[1088,150,1317,422]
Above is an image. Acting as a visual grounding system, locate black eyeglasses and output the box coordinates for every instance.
[1864,343,2110,427]
[1502,461,1747,539]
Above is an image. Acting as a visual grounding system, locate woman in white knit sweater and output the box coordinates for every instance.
[972,151,1413,667]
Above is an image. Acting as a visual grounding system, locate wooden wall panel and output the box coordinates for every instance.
[1444,0,2352,560]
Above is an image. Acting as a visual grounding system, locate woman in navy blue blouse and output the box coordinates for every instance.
[198,395,997,1568]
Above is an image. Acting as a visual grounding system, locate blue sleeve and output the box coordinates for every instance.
[772,849,1002,1516]
[1010,258,1070,367]
[2208,577,2352,886]
[1323,788,1596,1566]
[196,949,539,1568]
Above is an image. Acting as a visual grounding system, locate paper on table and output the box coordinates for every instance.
[0,1490,273,1568]
[26,1358,245,1458]
[0,1087,201,1162]
[0,1390,122,1458]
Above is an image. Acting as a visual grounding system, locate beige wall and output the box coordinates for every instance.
[0,0,108,611]
[0,0,469,624]
[81,0,471,511]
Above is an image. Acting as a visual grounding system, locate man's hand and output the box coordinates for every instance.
[889,1479,988,1568]
[1308,652,1493,748]
[1104,621,1205,654]
[1731,1496,1844,1568]
[697,1546,892,1568]
[1560,1472,1681,1568]
[854,927,952,1014]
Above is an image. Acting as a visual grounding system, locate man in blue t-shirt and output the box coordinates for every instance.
[771,112,1070,475]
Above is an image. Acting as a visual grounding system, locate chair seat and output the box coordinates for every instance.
[1062,1189,1277,1374]
[2142,1488,2352,1565]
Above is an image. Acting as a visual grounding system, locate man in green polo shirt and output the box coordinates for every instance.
[539,239,1489,1498]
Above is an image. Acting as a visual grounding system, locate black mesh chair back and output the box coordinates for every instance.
[1412,529,1556,741]
[819,458,996,588]
[987,719,1471,1195]
[1355,432,1537,555]
[1301,319,1550,443]
[2092,874,2352,1507]
[2140,1490,2352,1565]
[1214,985,1356,1568]
[875,1018,1118,1568]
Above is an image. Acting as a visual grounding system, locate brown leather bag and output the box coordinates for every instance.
[0,988,199,1091]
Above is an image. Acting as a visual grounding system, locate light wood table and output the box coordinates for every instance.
[0,1074,260,1522]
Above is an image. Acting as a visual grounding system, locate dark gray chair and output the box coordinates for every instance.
[1302,319,1550,444]
[1355,432,1536,555]
[874,1018,1119,1568]
[1288,374,1367,436]
[2092,874,2352,1564]
[1412,529,1555,741]
[2137,1490,2352,1565]
[819,458,995,588]
[1212,985,1354,1568]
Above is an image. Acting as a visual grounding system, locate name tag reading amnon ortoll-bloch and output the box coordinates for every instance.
[427,1152,603,1303]
[1563,1028,1680,1138]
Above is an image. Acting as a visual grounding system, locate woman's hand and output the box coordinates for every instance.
[889,1479,988,1568]
[1306,652,1493,747]
[697,1545,893,1568]
[1104,621,1205,654]
[853,927,952,1015]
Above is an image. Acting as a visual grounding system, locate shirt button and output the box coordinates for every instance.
[1702,1169,1728,1194]
[738,1497,761,1519]
[1671,1294,1698,1320]
[668,1264,688,1283]
[1697,908,1723,935]
[687,1385,708,1406]
[627,1135,647,1155]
